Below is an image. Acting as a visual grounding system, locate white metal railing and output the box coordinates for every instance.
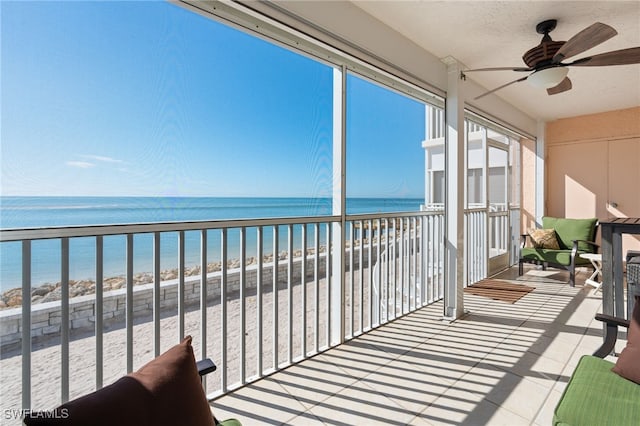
[464,206,517,285]
[489,209,509,257]
[465,208,488,286]
[0,210,449,410]
[347,213,445,335]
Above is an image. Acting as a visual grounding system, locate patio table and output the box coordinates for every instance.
[600,217,640,318]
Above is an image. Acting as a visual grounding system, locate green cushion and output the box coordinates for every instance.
[542,217,598,251]
[520,248,591,266]
[554,355,640,426]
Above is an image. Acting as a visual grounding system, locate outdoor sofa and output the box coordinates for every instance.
[553,297,640,425]
[519,216,599,286]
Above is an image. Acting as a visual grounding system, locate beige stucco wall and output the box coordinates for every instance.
[545,106,640,252]
[520,137,537,234]
[546,107,640,144]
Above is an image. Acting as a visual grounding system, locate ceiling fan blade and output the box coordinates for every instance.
[547,77,572,95]
[569,47,640,66]
[465,66,532,72]
[552,22,617,63]
[474,76,528,100]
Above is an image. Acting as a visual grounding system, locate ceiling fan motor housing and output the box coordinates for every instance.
[523,41,565,67]
[473,19,640,100]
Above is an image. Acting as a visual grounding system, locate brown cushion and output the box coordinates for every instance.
[612,298,640,384]
[528,228,561,249]
[25,336,215,426]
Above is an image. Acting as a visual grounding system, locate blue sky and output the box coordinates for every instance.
[1,1,426,198]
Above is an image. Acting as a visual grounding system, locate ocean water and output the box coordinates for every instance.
[0,196,423,291]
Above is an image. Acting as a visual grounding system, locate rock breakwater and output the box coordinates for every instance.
[0,248,325,310]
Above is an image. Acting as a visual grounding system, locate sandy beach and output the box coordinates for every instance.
[0,268,384,426]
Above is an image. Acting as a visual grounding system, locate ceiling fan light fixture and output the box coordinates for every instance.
[527,67,569,89]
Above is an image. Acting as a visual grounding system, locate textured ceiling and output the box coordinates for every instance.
[351,1,640,121]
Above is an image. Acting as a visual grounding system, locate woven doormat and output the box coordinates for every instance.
[464,279,535,304]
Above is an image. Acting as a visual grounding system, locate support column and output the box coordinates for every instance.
[535,120,545,226]
[443,58,465,321]
[331,66,346,345]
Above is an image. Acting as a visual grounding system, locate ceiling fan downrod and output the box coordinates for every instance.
[536,19,557,38]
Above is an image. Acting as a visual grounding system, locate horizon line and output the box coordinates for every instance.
[0,194,425,199]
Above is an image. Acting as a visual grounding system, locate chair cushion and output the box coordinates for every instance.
[542,217,598,251]
[553,355,640,426]
[520,248,591,267]
[24,336,215,426]
[612,298,640,384]
[528,228,560,249]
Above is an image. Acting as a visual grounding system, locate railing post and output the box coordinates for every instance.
[314,223,320,352]
[21,240,31,410]
[220,229,227,391]
[286,225,293,363]
[359,220,364,332]
[178,231,185,341]
[95,236,104,390]
[61,238,70,403]
[349,221,355,336]
[240,227,246,383]
[300,224,307,356]
[153,232,161,358]
[256,226,263,376]
[272,225,279,368]
[126,234,134,374]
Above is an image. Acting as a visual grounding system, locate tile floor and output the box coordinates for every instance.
[209,267,625,425]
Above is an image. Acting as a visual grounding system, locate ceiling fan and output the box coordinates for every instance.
[467,19,640,100]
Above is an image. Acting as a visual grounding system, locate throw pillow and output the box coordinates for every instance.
[612,297,640,384]
[528,228,560,249]
[24,336,215,426]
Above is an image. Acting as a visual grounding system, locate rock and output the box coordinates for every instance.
[134,273,153,284]
[162,270,178,280]
[3,288,22,301]
[0,249,311,310]
[104,278,125,290]
[70,280,94,297]
[7,295,22,307]
[41,288,61,303]
[32,285,53,297]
